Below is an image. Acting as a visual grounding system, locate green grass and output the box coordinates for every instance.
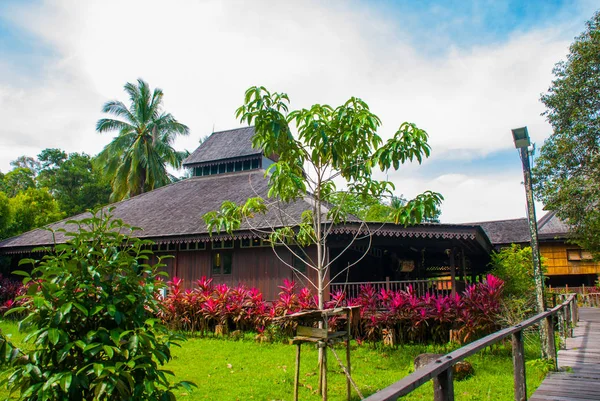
[0,322,547,400]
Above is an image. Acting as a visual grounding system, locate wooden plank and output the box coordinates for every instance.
[297,326,328,339]
[530,307,600,400]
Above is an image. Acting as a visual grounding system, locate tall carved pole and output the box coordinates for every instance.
[518,144,550,359]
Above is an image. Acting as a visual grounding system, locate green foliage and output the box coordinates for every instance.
[95,78,190,201]
[3,209,194,400]
[534,11,600,257]
[490,245,536,298]
[206,86,443,307]
[6,188,64,239]
[0,192,11,240]
[37,151,111,216]
[3,168,36,198]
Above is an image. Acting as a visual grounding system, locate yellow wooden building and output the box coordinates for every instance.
[476,212,600,287]
[538,212,600,286]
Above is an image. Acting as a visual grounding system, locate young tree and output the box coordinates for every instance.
[95,79,190,201]
[534,11,600,256]
[204,86,442,311]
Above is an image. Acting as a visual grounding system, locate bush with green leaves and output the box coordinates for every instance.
[4,209,194,400]
[490,245,545,325]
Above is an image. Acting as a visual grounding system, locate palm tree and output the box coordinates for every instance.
[95,79,189,201]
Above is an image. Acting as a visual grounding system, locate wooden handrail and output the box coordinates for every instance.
[364,294,578,401]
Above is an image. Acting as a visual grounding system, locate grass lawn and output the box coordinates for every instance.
[0,321,548,400]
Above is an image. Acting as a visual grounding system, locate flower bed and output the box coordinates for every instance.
[159,275,504,344]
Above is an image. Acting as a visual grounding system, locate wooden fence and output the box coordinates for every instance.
[330,278,461,299]
[364,293,578,401]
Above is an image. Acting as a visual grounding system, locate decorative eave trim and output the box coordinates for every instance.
[329,225,477,240]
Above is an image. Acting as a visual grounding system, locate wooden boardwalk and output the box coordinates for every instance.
[531,307,600,401]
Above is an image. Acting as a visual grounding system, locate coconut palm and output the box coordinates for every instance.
[95,79,189,201]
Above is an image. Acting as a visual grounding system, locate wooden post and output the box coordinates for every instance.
[558,309,565,349]
[433,368,454,401]
[569,297,576,336]
[512,330,527,401]
[346,309,352,401]
[385,276,390,292]
[564,303,571,338]
[449,249,456,297]
[294,344,301,401]
[546,315,557,370]
[460,247,467,284]
[322,343,328,401]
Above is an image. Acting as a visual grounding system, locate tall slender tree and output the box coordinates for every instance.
[96,79,190,201]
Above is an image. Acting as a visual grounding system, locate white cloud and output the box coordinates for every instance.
[0,0,582,221]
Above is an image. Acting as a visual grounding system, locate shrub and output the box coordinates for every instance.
[158,275,504,345]
[5,209,194,400]
[490,245,537,298]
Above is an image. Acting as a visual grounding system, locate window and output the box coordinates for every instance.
[292,254,306,273]
[212,239,234,250]
[251,159,260,169]
[567,249,594,261]
[218,164,226,174]
[155,243,176,252]
[240,238,267,248]
[226,162,234,172]
[179,242,207,251]
[213,252,232,275]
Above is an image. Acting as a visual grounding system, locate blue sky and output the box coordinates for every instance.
[0,0,597,222]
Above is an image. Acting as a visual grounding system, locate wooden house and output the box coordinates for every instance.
[475,214,600,287]
[0,127,493,300]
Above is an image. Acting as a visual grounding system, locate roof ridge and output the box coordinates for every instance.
[211,126,254,135]
[537,210,556,230]
[465,217,528,225]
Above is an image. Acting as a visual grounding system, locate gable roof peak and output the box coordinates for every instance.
[183,126,261,167]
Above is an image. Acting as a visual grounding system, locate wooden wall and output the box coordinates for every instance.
[540,242,600,276]
[155,245,322,301]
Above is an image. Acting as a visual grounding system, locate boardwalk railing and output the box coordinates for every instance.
[364,294,578,401]
[330,278,462,299]
[579,292,600,307]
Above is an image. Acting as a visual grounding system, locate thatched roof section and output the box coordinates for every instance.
[538,211,570,239]
[0,170,317,252]
[468,218,530,246]
[183,127,261,167]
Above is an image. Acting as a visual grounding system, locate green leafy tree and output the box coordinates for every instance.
[38,150,111,216]
[204,86,443,311]
[490,245,537,298]
[6,188,64,238]
[0,191,11,240]
[3,168,36,198]
[10,156,41,176]
[490,245,546,324]
[5,209,194,400]
[534,11,600,256]
[95,79,190,201]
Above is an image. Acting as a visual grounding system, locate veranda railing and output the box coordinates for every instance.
[363,293,578,401]
[330,278,460,299]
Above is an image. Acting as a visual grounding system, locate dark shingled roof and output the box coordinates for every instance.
[183,127,261,167]
[468,218,530,246]
[538,211,570,239]
[0,170,319,251]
